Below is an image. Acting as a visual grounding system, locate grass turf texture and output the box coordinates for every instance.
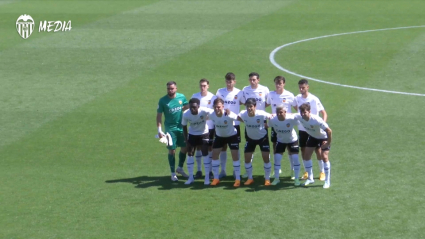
[1,0,425,238]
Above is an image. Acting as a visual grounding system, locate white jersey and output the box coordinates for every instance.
[191,92,217,129]
[216,87,244,126]
[269,114,298,143]
[209,111,238,137]
[295,93,325,131]
[238,110,271,140]
[294,114,329,139]
[267,90,297,114]
[181,107,213,135]
[240,84,270,111]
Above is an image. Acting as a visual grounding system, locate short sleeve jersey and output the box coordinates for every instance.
[295,93,325,131]
[209,111,238,137]
[269,114,298,143]
[294,114,329,139]
[216,87,244,126]
[157,93,188,132]
[267,90,297,114]
[181,107,212,135]
[240,84,270,111]
[191,92,217,129]
[238,110,271,140]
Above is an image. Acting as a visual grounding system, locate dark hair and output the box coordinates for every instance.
[298,79,308,85]
[213,98,224,106]
[274,76,286,83]
[299,103,311,112]
[199,78,209,85]
[225,72,235,80]
[166,81,177,86]
[189,98,200,105]
[248,72,260,79]
[245,98,257,106]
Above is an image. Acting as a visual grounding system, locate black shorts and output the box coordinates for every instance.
[275,141,299,154]
[298,130,309,147]
[271,127,277,143]
[306,136,330,151]
[187,133,209,147]
[213,134,239,150]
[208,128,215,146]
[234,125,241,143]
[244,134,270,153]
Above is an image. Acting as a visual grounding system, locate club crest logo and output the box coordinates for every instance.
[286,123,290,127]
[256,119,260,123]
[224,120,227,125]
[234,95,238,100]
[310,125,314,128]
[282,98,286,102]
[259,93,262,96]
[200,116,204,120]
[208,100,211,104]
[179,100,182,105]
[16,14,34,39]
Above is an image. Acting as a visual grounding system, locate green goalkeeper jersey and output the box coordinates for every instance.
[157,93,188,132]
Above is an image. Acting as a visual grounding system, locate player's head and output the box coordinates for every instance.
[276,104,287,120]
[166,81,177,97]
[298,79,309,95]
[274,76,286,91]
[213,98,224,115]
[299,103,311,120]
[245,98,257,115]
[189,98,200,115]
[248,72,260,88]
[225,72,236,89]
[199,78,209,93]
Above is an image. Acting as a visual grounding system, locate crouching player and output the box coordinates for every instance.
[294,103,332,189]
[208,98,241,187]
[182,98,213,185]
[237,98,272,186]
[268,105,301,186]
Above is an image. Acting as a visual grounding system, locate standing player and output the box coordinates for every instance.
[191,79,217,179]
[182,98,213,185]
[215,72,244,179]
[266,76,297,179]
[237,98,272,186]
[240,72,270,178]
[157,81,189,181]
[294,103,332,189]
[209,98,241,187]
[295,79,328,181]
[268,105,301,186]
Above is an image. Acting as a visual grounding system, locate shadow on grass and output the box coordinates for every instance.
[105,175,309,191]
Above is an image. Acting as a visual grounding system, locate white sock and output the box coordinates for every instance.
[251,153,254,163]
[324,161,331,184]
[186,156,194,180]
[203,157,211,180]
[304,160,313,180]
[274,154,282,179]
[233,160,241,180]
[212,160,220,179]
[264,162,272,180]
[220,151,227,173]
[288,154,294,170]
[291,154,301,179]
[208,151,213,174]
[195,150,202,172]
[318,160,324,173]
[245,162,253,179]
[302,157,306,172]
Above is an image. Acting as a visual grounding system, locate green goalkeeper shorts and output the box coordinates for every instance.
[167,130,186,150]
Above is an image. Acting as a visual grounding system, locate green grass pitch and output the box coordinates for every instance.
[1,0,425,238]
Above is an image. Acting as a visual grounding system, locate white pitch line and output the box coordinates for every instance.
[270,25,425,97]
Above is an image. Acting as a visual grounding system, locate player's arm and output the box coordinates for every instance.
[320,109,328,122]
[156,113,165,138]
[322,127,332,148]
[183,104,189,111]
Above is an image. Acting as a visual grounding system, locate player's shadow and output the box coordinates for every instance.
[105,176,201,190]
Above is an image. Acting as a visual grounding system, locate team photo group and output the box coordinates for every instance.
[156,72,333,189]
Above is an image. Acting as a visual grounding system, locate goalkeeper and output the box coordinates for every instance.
[156,81,189,181]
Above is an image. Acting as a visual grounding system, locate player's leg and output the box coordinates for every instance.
[270,127,282,179]
[287,145,295,180]
[228,135,241,187]
[302,137,318,186]
[260,136,271,186]
[184,135,196,185]
[166,131,178,181]
[194,145,203,179]
[320,141,331,189]
[243,139,256,186]
[298,130,309,180]
[315,147,325,181]
[174,131,188,178]
[208,128,215,179]
[288,141,301,186]
[210,134,224,186]
[272,142,285,185]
